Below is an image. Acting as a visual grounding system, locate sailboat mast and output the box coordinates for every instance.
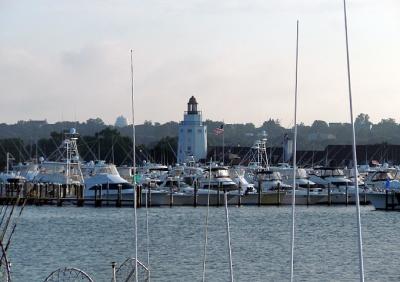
[224,190,234,282]
[130,49,139,282]
[290,19,299,282]
[66,140,70,191]
[343,1,364,281]
[202,159,212,282]
[6,152,9,174]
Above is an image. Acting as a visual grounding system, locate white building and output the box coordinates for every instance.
[177,96,207,163]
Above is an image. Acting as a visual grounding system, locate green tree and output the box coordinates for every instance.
[311,120,329,133]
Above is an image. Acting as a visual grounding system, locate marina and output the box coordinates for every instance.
[0,125,397,210]
[1,105,397,211]
[1,0,399,281]
[0,181,383,208]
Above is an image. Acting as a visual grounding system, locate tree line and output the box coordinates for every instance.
[0,113,399,169]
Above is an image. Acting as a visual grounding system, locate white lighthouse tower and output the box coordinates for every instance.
[177,96,207,163]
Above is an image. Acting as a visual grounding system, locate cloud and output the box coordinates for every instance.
[0,43,132,123]
[0,0,399,126]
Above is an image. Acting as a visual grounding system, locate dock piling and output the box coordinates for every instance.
[148,187,152,207]
[169,187,173,208]
[277,183,281,206]
[237,182,241,207]
[363,188,367,205]
[217,183,221,207]
[107,181,110,206]
[327,183,331,206]
[193,180,198,208]
[385,189,389,211]
[57,184,62,207]
[391,190,395,210]
[77,184,84,207]
[95,184,102,207]
[137,185,142,208]
[116,184,122,207]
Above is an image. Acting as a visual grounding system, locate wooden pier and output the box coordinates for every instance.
[0,182,375,208]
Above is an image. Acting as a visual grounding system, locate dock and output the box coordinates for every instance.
[0,182,378,208]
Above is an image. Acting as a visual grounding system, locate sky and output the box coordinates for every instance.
[0,0,399,128]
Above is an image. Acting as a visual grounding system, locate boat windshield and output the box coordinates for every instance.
[296,169,308,179]
[95,165,119,175]
[13,163,38,173]
[372,171,394,181]
[268,172,281,181]
[184,167,204,176]
[40,163,68,174]
[259,171,282,181]
[213,169,230,178]
[320,169,344,177]
[39,162,81,179]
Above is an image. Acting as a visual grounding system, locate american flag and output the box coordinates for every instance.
[213,124,224,135]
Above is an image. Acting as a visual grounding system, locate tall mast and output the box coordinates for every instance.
[290,19,299,282]
[130,49,138,282]
[343,1,365,281]
[66,140,69,190]
[6,153,9,174]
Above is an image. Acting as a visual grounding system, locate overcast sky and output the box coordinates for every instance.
[0,0,399,127]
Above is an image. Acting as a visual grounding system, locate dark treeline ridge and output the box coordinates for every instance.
[0,113,399,168]
[0,127,178,170]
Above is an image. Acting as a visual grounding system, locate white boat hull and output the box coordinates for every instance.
[368,192,399,210]
[281,194,327,205]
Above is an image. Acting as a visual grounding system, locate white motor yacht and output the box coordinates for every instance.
[197,165,237,191]
[281,187,328,205]
[137,162,169,188]
[364,169,400,191]
[309,167,370,204]
[116,165,133,182]
[229,166,257,194]
[270,163,316,188]
[82,161,134,200]
[246,169,290,192]
[33,129,84,197]
[368,191,400,210]
[12,162,39,182]
[155,165,239,206]
[140,176,189,206]
[309,167,353,189]
[365,169,400,210]
[34,161,83,186]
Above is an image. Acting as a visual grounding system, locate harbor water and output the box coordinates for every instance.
[9,205,400,281]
